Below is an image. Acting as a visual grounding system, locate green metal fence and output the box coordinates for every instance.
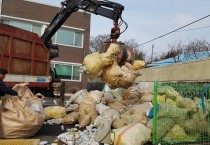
[153,81,210,145]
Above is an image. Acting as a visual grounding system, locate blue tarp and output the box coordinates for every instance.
[147,51,210,67]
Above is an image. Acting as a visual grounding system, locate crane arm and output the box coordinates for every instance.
[41,0,124,46]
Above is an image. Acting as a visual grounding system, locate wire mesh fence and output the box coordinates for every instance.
[152,81,210,145]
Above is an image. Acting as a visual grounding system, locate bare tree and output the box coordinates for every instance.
[122,39,145,60]
[122,39,139,51]
[161,40,184,62]
[159,39,210,62]
[184,39,210,59]
[89,34,110,53]
[90,34,145,60]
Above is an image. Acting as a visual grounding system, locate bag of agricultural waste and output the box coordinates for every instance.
[132,60,145,70]
[102,61,140,89]
[96,103,110,114]
[111,123,151,145]
[0,84,45,138]
[157,95,166,103]
[65,103,79,112]
[107,101,126,112]
[162,124,197,144]
[177,98,198,112]
[158,103,189,122]
[158,85,184,101]
[123,86,141,100]
[137,82,154,93]
[120,62,140,88]
[121,98,139,106]
[62,112,80,124]
[180,119,210,137]
[101,60,122,87]
[155,118,175,141]
[165,98,177,106]
[79,97,98,124]
[103,91,115,103]
[83,51,115,77]
[146,119,153,129]
[88,90,103,103]
[121,110,148,125]
[94,108,120,127]
[194,97,210,112]
[140,92,153,103]
[112,119,126,129]
[44,106,66,120]
[179,109,210,136]
[110,88,125,101]
[78,113,91,128]
[66,89,88,105]
[128,102,153,115]
[105,42,135,65]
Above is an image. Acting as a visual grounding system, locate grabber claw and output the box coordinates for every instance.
[110,22,121,42]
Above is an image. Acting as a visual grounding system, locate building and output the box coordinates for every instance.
[0,0,91,90]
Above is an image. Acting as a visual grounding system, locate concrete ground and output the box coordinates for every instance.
[31,124,77,144]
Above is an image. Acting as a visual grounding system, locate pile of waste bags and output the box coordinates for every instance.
[42,82,210,145]
[2,81,209,145]
[43,83,155,145]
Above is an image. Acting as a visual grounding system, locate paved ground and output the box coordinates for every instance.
[31,124,154,145]
[31,124,75,144]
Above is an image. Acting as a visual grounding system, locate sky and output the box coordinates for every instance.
[34,0,210,60]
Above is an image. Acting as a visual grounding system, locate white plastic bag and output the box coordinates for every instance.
[96,103,110,114]
[111,123,151,145]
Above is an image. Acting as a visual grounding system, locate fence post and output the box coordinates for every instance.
[153,81,158,144]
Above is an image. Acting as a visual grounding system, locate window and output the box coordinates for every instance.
[72,66,80,80]
[0,19,42,36]
[1,19,10,25]
[0,19,83,46]
[57,28,74,45]
[51,62,81,81]
[75,31,82,47]
[32,24,42,36]
[11,21,31,31]
[52,28,83,47]
[55,64,72,80]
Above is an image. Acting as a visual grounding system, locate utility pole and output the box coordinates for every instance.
[151,44,154,63]
[0,0,2,20]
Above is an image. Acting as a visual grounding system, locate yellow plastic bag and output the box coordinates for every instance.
[83,51,115,77]
[132,60,145,70]
[44,106,66,120]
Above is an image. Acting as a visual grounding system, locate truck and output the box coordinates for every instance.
[0,0,126,105]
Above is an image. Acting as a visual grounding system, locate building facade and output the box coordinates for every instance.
[0,0,91,90]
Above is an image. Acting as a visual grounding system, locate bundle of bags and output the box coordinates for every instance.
[82,42,145,89]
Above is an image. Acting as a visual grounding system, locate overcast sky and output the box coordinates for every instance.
[35,0,210,60]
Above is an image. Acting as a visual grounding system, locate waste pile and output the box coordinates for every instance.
[42,83,210,145]
[1,82,210,145]
[43,82,154,145]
